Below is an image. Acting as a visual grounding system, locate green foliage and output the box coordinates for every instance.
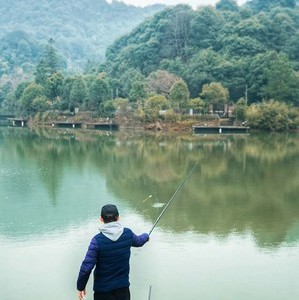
[189,7,223,51]
[260,53,299,104]
[69,77,88,110]
[1,0,299,130]
[0,31,42,75]
[247,100,298,131]
[46,72,64,101]
[169,80,190,112]
[200,82,229,108]
[139,95,169,122]
[0,91,16,114]
[233,98,247,122]
[19,82,45,115]
[0,0,164,77]
[35,39,63,90]
[101,100,117,118]
[146,95,169,110]
[189,98,206,114]
[129,81,148,103]
[15,82,31,100]
[216,0,239,12]
[88,75,110,112]
[164,109,179,122]
[105,3,298,105]
[40,110,60,122]
[113,98,130,116]
[115,68,146,100]
[0,82,12,105]
[31,96,49,113]
[246,0,296,12]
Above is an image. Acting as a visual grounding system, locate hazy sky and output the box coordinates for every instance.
[116,0,248,8]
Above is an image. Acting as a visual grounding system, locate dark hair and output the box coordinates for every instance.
[101,204,119,223]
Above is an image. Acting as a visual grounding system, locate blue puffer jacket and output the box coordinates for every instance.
[77,222,149,293]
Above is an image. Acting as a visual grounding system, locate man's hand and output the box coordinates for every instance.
[78,289,86,300]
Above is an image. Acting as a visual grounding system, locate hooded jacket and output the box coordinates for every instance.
[77,222,149,293]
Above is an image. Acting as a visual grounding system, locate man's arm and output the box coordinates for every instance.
[132,233,149,247]
[77,237,98,292]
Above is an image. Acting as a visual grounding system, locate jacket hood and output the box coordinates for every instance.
[99,221,124,241]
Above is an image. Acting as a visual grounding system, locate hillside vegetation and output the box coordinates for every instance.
[103,0,299,104]
[0,0,164,76]
[0,0,299,131]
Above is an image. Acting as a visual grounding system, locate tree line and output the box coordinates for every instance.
[0,0,298,131]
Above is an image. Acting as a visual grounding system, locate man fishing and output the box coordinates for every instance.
[77,204,149,300]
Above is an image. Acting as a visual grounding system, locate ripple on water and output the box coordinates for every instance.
[0,168,27,177]
[152,202,165,208]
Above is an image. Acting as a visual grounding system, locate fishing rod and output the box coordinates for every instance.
[149,162,198,235]
[148,285,152,300]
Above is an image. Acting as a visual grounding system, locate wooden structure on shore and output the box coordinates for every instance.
[51,122,82,128]
[8,118,28,127]
[86,123,119,130]
[193,125,250,134]
[49,122,119,131]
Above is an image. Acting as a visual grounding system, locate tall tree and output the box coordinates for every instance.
[200,82,229,114]
[169,80,190,112]
[129,81,147,103]
[88,74,110,111]
[260,53,299,105]
[69,77,87,111]
[216,0,239,12]
[19,82,45,115]
[46,72,64,102]
[35,38,61,86]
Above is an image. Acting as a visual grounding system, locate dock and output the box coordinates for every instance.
[193,125,250,134]
[51,122,82,128]
[50,122,119,130]
[8,118,28,127]
[86,123,119,130]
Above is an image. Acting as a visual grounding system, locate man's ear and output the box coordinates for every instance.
[100,217,104,223]
[116,216,120,221]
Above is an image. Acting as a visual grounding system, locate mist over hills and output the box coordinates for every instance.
[0,0,164,74]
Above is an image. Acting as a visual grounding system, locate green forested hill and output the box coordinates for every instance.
[1,0,298,132]
[0,0,164,75]
[104,0,299,103]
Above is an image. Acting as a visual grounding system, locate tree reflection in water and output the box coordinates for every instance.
[0,127,298,248]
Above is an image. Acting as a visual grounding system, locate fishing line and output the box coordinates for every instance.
[143,194,153,202]
[148,161,198,235]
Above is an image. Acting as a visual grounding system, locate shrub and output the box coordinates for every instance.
[247,100,298,131]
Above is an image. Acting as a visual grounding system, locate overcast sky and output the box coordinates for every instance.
[116,0,248,8]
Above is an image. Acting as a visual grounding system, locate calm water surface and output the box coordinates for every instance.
[0,127,299,300]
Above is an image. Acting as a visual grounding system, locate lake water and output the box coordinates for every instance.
[0,127,299,300]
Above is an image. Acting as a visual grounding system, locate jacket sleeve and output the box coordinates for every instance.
[77,237,98,291]
[132,233,149,247]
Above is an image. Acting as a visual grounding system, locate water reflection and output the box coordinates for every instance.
[0,127,299,248]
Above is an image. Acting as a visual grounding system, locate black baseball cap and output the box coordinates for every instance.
[101,204,119,222]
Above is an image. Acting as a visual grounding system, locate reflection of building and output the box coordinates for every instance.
[0,114,15,126]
